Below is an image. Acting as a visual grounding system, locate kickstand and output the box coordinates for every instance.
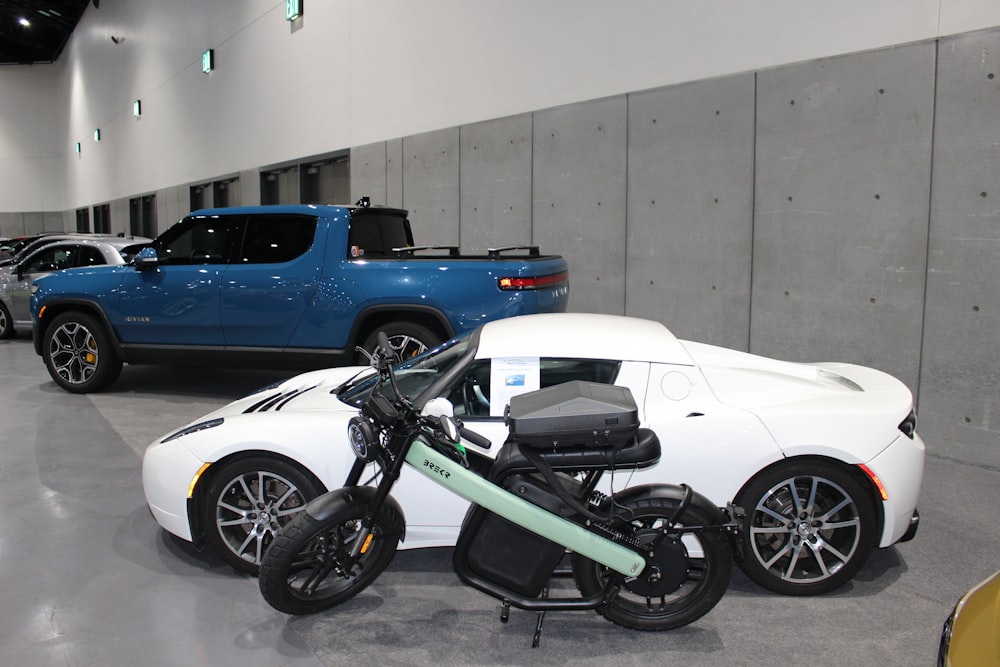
[499,601,510,623]
[532,610,546,648]
[531,586,549,648]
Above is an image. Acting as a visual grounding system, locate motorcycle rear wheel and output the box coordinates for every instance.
[258,498,403,615]
[572,496,732,631]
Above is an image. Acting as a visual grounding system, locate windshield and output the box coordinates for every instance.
[336,331,475,408]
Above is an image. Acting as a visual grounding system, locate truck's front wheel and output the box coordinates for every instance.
[43,312,123,393]
[359,322,440,363]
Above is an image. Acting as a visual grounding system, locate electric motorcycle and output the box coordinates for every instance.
[258,333,739,645]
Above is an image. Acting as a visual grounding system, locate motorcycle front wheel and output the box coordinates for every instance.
[572,496,732,631]
[258,497,403,615]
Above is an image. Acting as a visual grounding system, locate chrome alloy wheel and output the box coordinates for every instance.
[214,470,312,568]
[747,474,863,585]
[48,321,100,385]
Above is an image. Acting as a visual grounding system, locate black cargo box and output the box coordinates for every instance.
[505,380,639,449]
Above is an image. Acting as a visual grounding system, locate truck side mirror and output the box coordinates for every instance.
[134,246,159,271]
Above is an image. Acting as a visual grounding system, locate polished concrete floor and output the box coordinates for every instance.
[1,332,997,667]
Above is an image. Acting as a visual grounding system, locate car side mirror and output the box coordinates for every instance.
[134,246,159,271]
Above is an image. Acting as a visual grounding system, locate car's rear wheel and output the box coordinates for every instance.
[0,302,13,339]
[735,460,877,595]
[358,322,440,363]
[202,457,324,575]
[42,311,122,393]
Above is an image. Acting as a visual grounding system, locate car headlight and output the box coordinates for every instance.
[348,416,379,463]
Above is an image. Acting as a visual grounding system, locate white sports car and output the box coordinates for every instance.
[142,313,924,595]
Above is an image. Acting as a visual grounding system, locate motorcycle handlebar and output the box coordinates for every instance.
[459,425,492,450]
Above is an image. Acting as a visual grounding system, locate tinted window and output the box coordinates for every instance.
[337,334,473,408]
[156,216,234,265]
[237,215,316,264]
[347,211,413,258]
[25,246,76,273]
[76,246,106,267]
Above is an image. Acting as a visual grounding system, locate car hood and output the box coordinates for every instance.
[198,365,374,420]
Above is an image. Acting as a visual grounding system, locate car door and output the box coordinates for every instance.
[117,215,235,345]
[220,213,322,348]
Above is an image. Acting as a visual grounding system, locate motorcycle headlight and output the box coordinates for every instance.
[348,416,378,463]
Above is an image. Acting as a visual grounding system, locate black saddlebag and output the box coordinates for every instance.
[505,380,639,450]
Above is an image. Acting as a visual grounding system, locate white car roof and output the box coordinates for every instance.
[474,313,694,365]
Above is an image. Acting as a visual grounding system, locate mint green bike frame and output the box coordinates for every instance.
[404,436,647,577]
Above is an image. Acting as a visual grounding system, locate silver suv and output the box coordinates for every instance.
[0,236,149,338]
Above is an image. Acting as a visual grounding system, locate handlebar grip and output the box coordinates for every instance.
[460,426,492,450]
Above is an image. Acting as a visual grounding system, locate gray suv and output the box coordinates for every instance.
[0,236,149,338]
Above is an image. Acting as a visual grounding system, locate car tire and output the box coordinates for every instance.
[734,459,877,596]
[358,321,441,363]
[0,301,13,339]
[42,311,123,393]
[202,456,325,575]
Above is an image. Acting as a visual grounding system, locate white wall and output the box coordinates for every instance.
[1,0,998,212]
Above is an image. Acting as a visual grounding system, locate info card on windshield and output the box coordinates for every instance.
[490,357,540,417]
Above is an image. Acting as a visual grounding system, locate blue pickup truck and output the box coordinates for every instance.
[31,202,569,393]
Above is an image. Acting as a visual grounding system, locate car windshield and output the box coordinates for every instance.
[336,331,475,408]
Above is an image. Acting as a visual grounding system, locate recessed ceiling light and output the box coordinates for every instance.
[18,17,30,27]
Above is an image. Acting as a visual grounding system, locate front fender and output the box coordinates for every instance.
[611,483,727,525]
[305,486,407,542]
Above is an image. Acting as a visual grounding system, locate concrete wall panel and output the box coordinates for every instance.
[24,212,46,234]
[626,75,756,350]
[350,142,388,206]
[752,43,936,392]
[155,185,185,235]
[0,214,21,238]
[919,31,1000,467]
[532,96,628,315]
[401,129,460,245]
[239,169,261,207]
[459,114,533,253]
[386,139,404,210]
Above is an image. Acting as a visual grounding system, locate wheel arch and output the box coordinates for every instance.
[734,454,886,545]
[187,449,329,547]
[349,305,454,350]
[34,299,122,356]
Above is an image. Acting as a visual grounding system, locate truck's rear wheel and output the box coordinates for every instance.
[359,322,441,363]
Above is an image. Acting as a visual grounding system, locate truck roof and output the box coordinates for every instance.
[188,203,407,217]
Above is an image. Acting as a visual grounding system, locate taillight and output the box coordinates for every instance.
[498,271,568,291]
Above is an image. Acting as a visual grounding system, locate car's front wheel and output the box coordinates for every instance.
[734,460,877,596]
[202,457,324,575]
[42,311,123,393]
